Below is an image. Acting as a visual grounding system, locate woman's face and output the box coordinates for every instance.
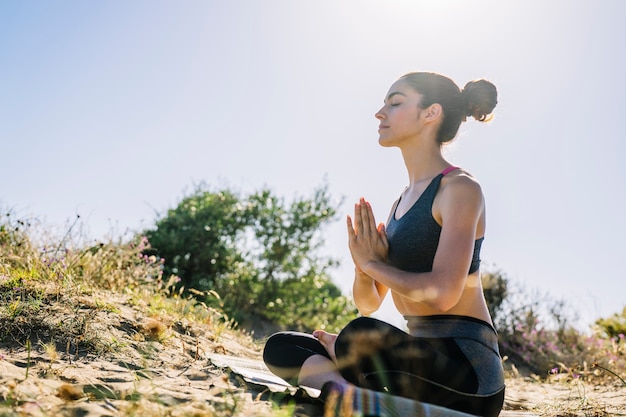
[375,79,424,147]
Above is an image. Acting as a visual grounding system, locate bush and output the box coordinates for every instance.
[143,188,247,292]
[595,307,626,340]
[144,184,357,333]
[494,281,580,373]
[481,267,509,323]
[494,280,626,384]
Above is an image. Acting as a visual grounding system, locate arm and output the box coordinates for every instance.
[350,178,484,312]
[348,199,392,315]
[352,267,389,316]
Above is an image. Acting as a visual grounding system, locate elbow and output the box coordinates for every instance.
[432,287,465,312]
[354,299,380,316]
[429,297,459,313]
[407,284,462,312]
[357,307,376,317]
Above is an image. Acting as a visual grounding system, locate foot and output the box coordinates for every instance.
[313,330,338,362]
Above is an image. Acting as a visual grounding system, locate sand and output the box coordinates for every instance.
[1,291,624,416]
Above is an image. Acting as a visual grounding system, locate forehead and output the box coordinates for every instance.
[385,79,418,100]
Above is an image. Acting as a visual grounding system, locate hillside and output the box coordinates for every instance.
[0,219,624,416]
[1,282,624,416]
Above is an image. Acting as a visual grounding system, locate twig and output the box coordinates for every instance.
[52,213,81,256]
[593,362,626,386]
[25,339,31,379]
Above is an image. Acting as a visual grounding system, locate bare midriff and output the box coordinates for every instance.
[391,270,494,325]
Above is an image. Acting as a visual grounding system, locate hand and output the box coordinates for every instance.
[347,198,388,270]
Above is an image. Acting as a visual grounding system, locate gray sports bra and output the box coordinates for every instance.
[385,168,483,274]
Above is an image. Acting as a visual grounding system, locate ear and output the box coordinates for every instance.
[422,103,443,123]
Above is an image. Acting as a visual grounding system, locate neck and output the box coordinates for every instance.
[400,142,450,185]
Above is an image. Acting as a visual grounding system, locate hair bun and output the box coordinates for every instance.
[462,79,498,121]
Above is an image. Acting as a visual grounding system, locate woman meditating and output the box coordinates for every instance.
[263,71,505,417]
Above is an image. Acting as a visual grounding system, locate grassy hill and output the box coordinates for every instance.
[1,218,624,416]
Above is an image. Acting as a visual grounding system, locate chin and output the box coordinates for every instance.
[378,137,395,147]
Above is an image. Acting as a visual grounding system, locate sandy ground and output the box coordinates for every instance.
[1,292,624,416]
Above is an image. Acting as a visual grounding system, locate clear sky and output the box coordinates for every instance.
[2,1,625,329]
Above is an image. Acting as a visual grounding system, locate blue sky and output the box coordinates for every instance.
[2,1,625,329]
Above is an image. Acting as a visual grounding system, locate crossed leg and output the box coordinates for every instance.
[297,330,345,389]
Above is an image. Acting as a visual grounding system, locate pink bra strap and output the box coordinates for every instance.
[441,166,460,176]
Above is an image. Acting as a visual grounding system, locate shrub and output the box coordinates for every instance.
[494,280,626,384]
[595,306,626,340]
[77,235,164,291]
[495,281,581,373]
[144,188,248,292]
[481,267,509,323]
[144,184,357,333]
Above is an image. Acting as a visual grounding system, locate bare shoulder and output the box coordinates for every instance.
[441,169,483,197]
[440,169,484,203]
[433,169,485,226]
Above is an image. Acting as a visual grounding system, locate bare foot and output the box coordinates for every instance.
[313,330,338,362]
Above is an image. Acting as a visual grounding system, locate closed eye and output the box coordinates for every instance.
[385,91,407,105]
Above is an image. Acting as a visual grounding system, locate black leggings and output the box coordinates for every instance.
[263,316,505,417]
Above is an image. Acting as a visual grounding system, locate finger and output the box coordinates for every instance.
[359,198,372,236]
[378,223,389,249]
[354,202,364,235]
[346,215,356,241]
[364,201,379,236]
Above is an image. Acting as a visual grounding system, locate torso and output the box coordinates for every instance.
[385,169,492,324]
[391,274,491,323]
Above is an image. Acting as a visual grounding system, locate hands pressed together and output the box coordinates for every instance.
[311,198,389,350]
[346,198,389,273]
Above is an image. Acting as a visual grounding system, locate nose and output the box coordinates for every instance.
[375,106,385,120]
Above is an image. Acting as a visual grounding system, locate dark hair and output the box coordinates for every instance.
[400,72,498,144]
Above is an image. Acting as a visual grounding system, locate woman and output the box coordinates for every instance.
[263,72,505,417]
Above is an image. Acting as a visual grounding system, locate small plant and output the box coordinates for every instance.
[140,318,167,342]
[495,280,626,386]
[24,339,31,379]
[592,362,626,386]
[41,341,59,365]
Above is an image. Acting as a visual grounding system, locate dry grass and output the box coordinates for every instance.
[0,216,276,416]
[0,214,624,416]
[0,276,278,416]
